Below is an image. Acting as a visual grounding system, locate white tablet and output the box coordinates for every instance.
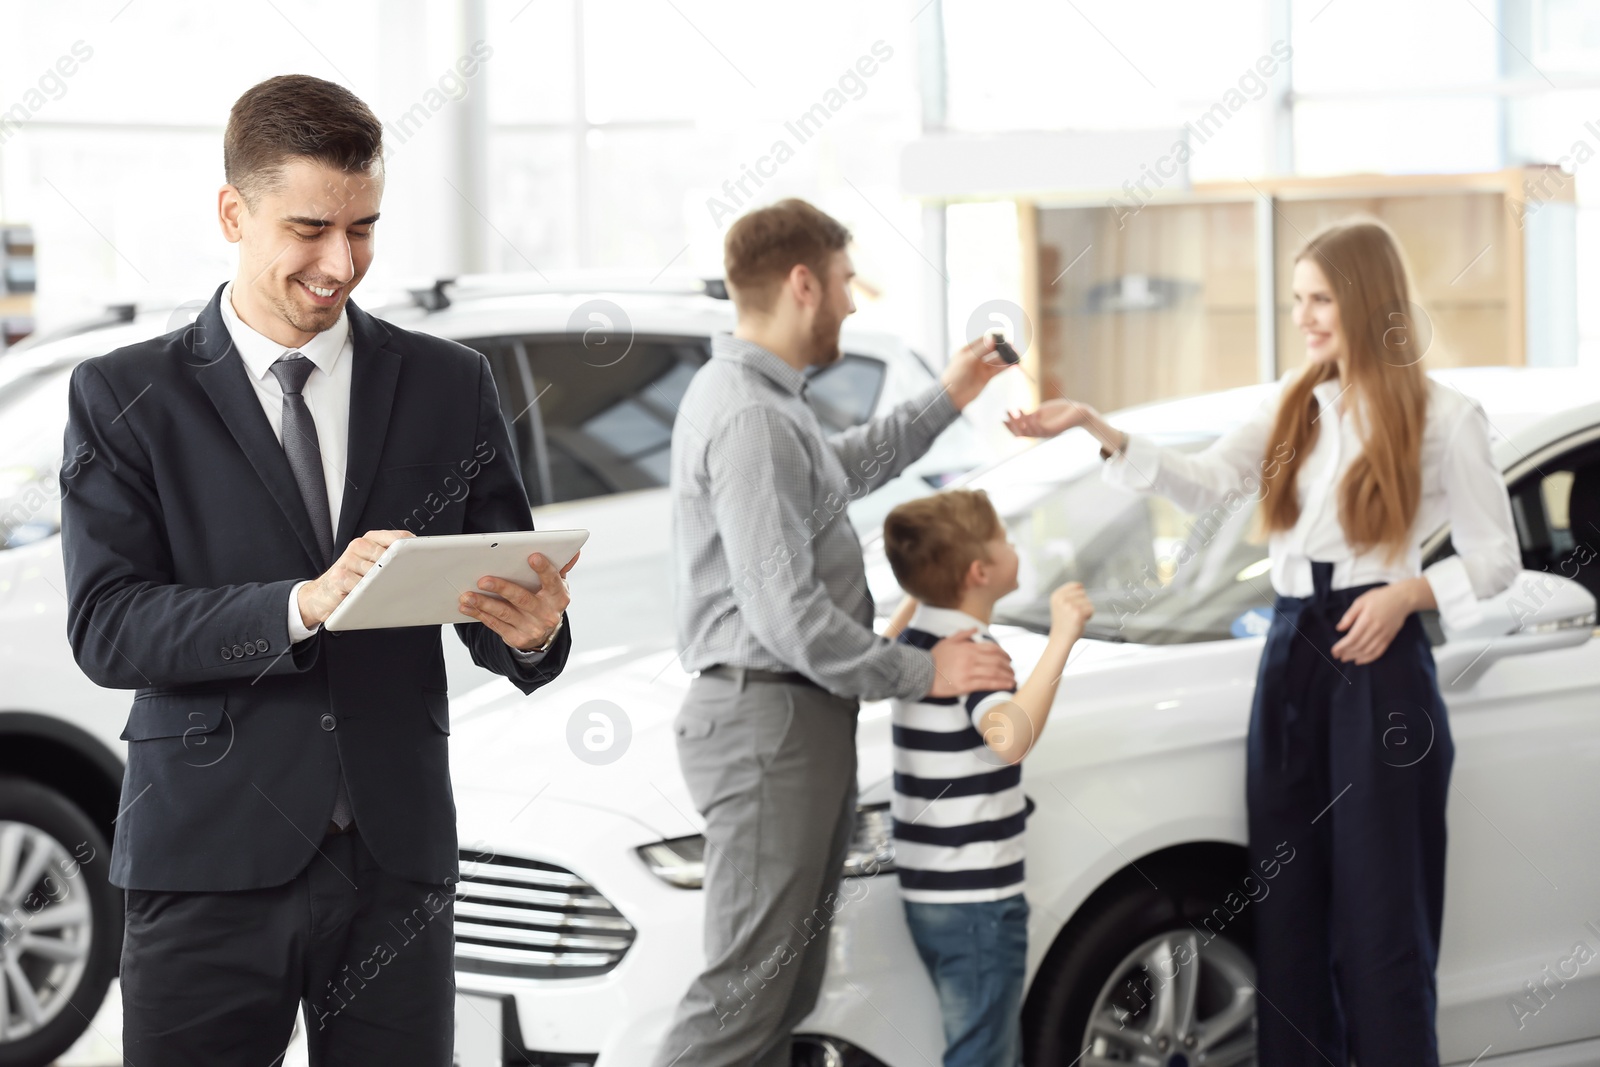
[323,529,589,632]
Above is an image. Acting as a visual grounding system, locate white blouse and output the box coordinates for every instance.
[1103,375,1521,632]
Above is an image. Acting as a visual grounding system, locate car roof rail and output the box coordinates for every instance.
[5,302,146,354]
[408,278,455,312]
[404,272,730,312]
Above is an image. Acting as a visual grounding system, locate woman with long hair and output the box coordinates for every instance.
[1003,219,1520,1065]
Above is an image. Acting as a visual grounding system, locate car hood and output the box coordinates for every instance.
[447,623,1262,841]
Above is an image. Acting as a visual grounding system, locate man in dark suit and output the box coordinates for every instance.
[59,74,575,1065]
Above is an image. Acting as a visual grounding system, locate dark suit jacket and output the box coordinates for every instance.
[60,283,572,892]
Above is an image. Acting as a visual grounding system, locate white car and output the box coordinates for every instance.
[443,366,1600,1067]
[0,275,981,1066]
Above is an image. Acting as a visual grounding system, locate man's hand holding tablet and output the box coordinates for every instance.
[458,548,580,652]
[298,529,585,651]
[296,529,418,630]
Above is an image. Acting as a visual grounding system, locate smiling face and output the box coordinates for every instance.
[1291,257,1345,366]
[219,157,382,347]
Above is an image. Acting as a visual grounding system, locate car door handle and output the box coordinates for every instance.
[1435,620,1594,690]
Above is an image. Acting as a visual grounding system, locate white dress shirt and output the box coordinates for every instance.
[219,282,351,645]
[1103,374,1521,632]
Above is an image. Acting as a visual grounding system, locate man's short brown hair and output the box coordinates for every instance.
[723,198,850,312]
[883,490,1005,608]
[224,74,384,206]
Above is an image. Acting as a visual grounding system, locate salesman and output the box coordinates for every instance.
[59,74,575,1065]
[657,198,1017,1066]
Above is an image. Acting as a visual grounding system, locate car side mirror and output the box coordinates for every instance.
[1434,570,1597,690]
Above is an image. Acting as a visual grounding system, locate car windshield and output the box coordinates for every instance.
[866,432,1277,645]
[0,361,73,550]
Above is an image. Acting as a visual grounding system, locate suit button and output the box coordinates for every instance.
[221,646,232,660]
[232,644,245,659]
[320,714,337,731]
[243,642,257,656]
[256,639,270,652]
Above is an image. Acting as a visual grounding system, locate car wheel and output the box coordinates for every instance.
[1026,880,1257,1066]
[0,776,120,1066]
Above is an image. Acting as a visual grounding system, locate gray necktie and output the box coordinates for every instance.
[267,353,334,568]
[268,353,350,830]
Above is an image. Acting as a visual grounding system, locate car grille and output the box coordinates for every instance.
[454,851,636,979]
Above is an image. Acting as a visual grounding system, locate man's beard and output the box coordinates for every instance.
[808,306,844,366]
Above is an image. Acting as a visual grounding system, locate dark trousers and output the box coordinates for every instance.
[1247,561,1453,1067]
[121,827,456,1066]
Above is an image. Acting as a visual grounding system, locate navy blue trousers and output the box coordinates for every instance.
[1246,561,1452,1066]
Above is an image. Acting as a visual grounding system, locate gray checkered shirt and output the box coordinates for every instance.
[670,334,960,701]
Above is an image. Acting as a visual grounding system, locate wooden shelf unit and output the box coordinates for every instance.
[1018,166,1577,411]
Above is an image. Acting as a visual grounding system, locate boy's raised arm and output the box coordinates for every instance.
[974,583,1093,764]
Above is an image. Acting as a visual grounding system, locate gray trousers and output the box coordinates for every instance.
[651,669,860,1067]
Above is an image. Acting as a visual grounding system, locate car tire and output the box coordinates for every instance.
[1025,875,1259,1066]
[0,775,121,1067]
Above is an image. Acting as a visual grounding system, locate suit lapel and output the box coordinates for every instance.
[189,284,327,568]
[336,303,402,551]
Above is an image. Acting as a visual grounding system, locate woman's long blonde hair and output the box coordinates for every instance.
[1258,219,1430,560]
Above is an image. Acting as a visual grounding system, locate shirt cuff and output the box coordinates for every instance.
[1424,555,1488,633]
[967,689,1018,729]
[895,642,938,701]
[510,644,549,664]
[1100,433,1161,492]
[288,581,320,643]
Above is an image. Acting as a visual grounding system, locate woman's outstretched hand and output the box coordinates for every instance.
[1004,399,1096,439]
[1005,397,1131,457]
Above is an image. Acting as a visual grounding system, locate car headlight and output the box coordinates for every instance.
[637,803,896,889]
[636,835,705,889]
[841,803,895,878]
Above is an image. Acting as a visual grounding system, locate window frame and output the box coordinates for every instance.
[1422,422,1600,569]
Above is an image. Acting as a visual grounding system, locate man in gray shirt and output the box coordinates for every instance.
[657,198,1017,1066]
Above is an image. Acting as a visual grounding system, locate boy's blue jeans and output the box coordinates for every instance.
[902,893,1029,1067]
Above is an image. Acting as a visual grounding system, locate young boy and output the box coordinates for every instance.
[881,488,1093,1067]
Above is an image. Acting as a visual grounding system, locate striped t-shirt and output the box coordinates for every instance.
[890,604,1033,904]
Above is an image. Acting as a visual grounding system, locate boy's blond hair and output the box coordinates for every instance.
[882,490,1004,609]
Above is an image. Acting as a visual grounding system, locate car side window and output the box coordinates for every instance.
[1425,436,1600,603]
[803,355,886,435]
[465,335,711,506]
[468,337,890,507]
[1507,444,1600,600]
[471,339,549,504]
